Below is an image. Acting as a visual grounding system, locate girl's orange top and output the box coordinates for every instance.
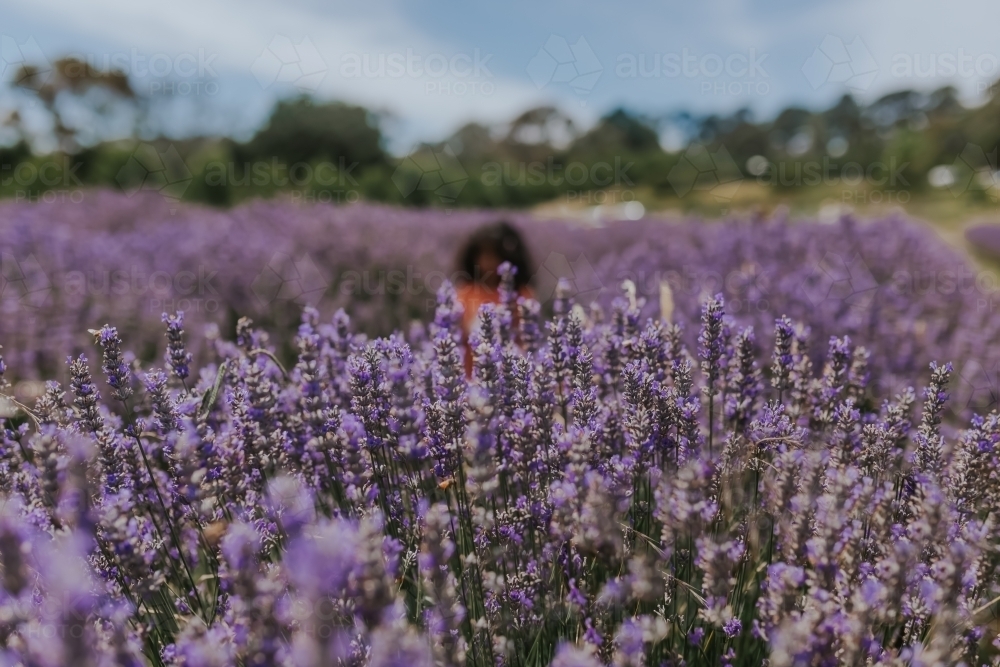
[456,283,534,375]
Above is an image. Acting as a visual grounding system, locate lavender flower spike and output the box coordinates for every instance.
[162,311,193,382]
[771,316,795,395]
[95,325,133,402]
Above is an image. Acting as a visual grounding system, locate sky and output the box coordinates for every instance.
[2,0,1000,154]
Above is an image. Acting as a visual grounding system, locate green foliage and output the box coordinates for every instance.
[232,96,387,169]
[3,84,1000,210]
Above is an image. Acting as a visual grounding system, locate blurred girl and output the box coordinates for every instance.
[455,221,533,373]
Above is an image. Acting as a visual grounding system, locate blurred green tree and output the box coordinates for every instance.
[233,97,386,169]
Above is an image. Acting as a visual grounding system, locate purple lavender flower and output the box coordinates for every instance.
[143,369,179,434]
[0,226,998,666]
[698,293,728,389]
[95,325,133,402]
[68,354,103,433]
[771,316,795,396]
[699,293,730,453]
[162,311,193,382]
[33,380,71,426]
[913,361,953,477]
[726,326,761,430]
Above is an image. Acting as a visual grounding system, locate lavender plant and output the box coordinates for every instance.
[0,286,999,666]
[2,192,999,423]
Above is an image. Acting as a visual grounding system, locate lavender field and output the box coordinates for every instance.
[2,193,1000,665]
[3,191,1000,416]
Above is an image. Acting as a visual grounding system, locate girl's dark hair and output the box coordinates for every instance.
[457,221,532,289]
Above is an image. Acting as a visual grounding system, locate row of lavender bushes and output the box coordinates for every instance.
[0,273,998,665]
[2,191,999,418]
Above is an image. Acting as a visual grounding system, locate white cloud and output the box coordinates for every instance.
[3,0,554,151]
[5,0,1000,148]
[774,0,1000,105]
